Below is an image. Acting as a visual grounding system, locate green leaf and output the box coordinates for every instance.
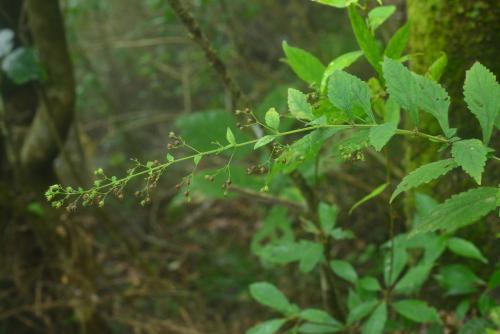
[247,319,287,334]
[414,74,453,137]
[176,109,250,154]
[348,5,383,75]
[384,23,409,60]
[254,135,275,150]
[459,319,496,334]
[226,127,236,145]
[321,50,363,93]
[394,263,432,294]
[273,129,339,175]
[369,122,397,151]
[298,322,343,333]
[193,154,201,166]
[311,0,357,8]
[426,52,448,82]
[349,183,388,214]
[413,187,498,235]
[256,240,301,264]
[359,276,381,292]
[463,62,500,144]
[447,237,488,263]
[166,153,175,162]
[288,88,314,120]
[2,47,42,84]
[383,57,419,125]
[489,269,500,289]
[368,5,396,31]
[393,300,440,323]
[347,300,378,325]
[361,303,387,334]
[249,282,294,315]
[299,241,324,273]
[330,260,358,283]
[27,201,45,218]
[435,264,483,295]
[0,29,14,57]
[318,202,338,234]
[383,242,407,286]
[265,108,280,130]
[391,159,458,202]
[282,41,325,86]
[456,300,471,320]
[300,309,342,327]
[328,70,374,122]
[451,139,488,185]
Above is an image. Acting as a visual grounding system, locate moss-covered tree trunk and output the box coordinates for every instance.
[403,0,500,219]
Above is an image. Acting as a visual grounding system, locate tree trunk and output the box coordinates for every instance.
[19,0,76,184]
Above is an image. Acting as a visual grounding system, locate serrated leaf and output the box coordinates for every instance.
[254,135,275,150]
[328,70,374,122]
[299,241,324,273]
[384,23,409,60]
[282,41,325,86]
[321,50,363,93]
[391,159,458,202]
[348,5,383,75]
[361,303,387,334]
[413,187,498,235]
[249,282,294,315]
[463,62,500,144]
[369,122,397,151]
[265,108,280,130]
[414,74,453,137]
[330,260,358,283]
[349,183,388,215]
[246,319,287,334]
[368,5,396,31]
[447,237,488,263]
[347,300,378,324]
[427,52,448,82]
[393,300,440,323]
[451,139,488,184]
[288,88,314,120]
[383,57,419,125]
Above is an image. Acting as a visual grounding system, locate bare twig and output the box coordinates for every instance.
[166,0,244,110]
[229,186,305,212]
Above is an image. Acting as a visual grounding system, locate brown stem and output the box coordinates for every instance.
[166,0,244,110]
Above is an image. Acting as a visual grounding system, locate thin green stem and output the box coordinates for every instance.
[53,123,456,200]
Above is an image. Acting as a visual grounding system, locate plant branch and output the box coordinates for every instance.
[166,0,244,110]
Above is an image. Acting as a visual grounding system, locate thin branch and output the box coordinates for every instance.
[166,0,244,110]
[229,185,305,212]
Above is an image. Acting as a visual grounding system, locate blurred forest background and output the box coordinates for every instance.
[0,0,498,333]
